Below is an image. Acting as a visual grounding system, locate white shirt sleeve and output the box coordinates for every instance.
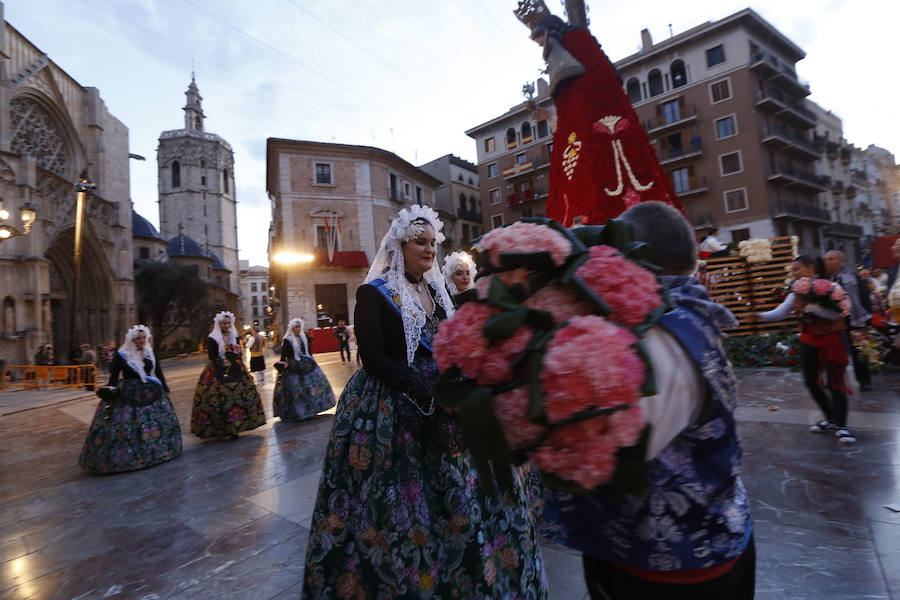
[638,327,704,460]
[700,236,726,252]
[757,293,795,322]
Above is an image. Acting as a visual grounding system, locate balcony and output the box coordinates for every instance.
[685,209,714,227]
[771,199,830,223]
[832,180,845,195]
[749,49,780,77]
[658,138,703,166]
[767,162,829,193]
[840,146,852,164]
[674,175,709,198]
[754,88,816,128]
[643,104,699,136]
[759,125,823,160]
[457,207,482,223]
[825,141,840,160]
[507,188,538,208]
[846,184,857,198]
[824,222,864,238]
[750,50,811,95]
[502,155,549,180]
[851,169,869,186]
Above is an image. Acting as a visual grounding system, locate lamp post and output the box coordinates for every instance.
[69,171,96,352]
[0,197,37,240]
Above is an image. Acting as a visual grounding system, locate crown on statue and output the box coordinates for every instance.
[513,0,549,30]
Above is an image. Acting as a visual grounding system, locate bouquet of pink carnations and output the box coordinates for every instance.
[224,343,242,363]
[432,218,669,496]
[791,277,851,318]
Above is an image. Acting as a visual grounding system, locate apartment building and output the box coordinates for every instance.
[614,8,831,254]
[465,79,556,231]
[239,261,270,331]
[419,154,483,251]
[266,139,440,333]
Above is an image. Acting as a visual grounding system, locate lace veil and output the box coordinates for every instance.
[441,250,476,293]
[118,324,156,383]
[209,311,239,358]
[283,317,309,360]
[363,204,455,365]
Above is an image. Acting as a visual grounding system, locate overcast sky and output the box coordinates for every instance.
[6,0,898,266]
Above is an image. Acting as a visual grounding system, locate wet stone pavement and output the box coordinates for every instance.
[0,353,899,599]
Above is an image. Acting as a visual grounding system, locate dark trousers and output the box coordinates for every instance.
[841,330,871,387]
[583,536,756,600]
[338,341,351,362]
[800,342,848,427]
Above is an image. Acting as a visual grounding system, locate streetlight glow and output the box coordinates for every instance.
[272,251,314,264]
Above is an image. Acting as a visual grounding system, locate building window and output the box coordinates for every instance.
[2,296,14,332]
[670,60,687,88]
[216,276,222,286]
[485,137,496,153]
[223,169,229,193]
[403,182,411,199]
[537,120,549,138]
[648,69,663,97]
[459,193,467,211]
[468,176,474,185]
[171,161,180,188]
[315,163,332,184]
[731,227,750,243]
[469,196,477,215]
[710,79,731,103]
[251,282,257,292]
[662,99,681,124]
[252,296,258,305]
[252,306,259,317]
[490,188,501,205]
[671,167,691,194]
[472,226,480,238]
[506,127,517,149]
[201,175,206,186]
[706,44,726,67]
[462,223,470,242]
[719,151,743,176]
[626,77,642,104]
[389,173,398,200]
[416,186,423,204]
[488,163,498,178]
[491,214,504,229]
[515,153,527,166]
[724,188,749,213]
[521,121,533,142]
[716,115,737,139]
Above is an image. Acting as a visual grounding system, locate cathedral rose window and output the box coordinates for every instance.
[10,98,69,177]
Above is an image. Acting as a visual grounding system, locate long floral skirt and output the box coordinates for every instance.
[302,360,548,599]
[79,379,182,474]
[272,357,336,422]
[190,363,266,438]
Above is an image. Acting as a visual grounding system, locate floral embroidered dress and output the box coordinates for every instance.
[302,282,548,599]
[272,336,336,421]
[190,337,266,438]
[79,352,182,473]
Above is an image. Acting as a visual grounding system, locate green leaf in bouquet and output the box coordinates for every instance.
[568,277,612,316]
[632,339,657,397]
[551,402,633,427]
[453,288,478,306]
[483,306,528,341]
[599,218,635,249]
[454,385,515,496]
[498,251,555,271]
[432,365,469,409]
[630,296,672,337]
[522,307,555,331]
[568,224,607,248]
[556,252,589,286]
[509,328,554,372]
[486,276,521,310]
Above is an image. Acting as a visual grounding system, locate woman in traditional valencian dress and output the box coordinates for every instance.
[190,311,266,439]
[272,317,336,421]
[79,325,182,473]
[442,250,475,296]
[302,206,548,599]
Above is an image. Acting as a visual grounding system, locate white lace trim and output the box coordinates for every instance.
[283,317,309,360]
[209,311,239,358]
[118,324,155,383]
[442,251,476,292]
[364,206,455,365]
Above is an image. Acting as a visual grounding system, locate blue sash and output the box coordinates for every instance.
[369,278,432,353]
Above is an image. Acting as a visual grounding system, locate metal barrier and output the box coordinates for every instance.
[0,364,98,391]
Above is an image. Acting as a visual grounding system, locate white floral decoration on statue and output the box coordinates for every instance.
[118,324,156,383]
[283,317,310,360]
[364,205,455,365]
[209,310,239,359]
[442,251,476,292]
[738,238,772,264]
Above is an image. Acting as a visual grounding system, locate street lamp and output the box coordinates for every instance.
[0,197,37,240]
[69,170,96,352]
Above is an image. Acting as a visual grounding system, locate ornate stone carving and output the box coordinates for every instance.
[10,98,68,177]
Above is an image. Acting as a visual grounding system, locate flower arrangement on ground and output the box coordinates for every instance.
[738,238,772,263]
[432,217,669,495]
[791,277,851,317]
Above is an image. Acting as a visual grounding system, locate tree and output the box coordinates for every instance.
[135,261,209,347]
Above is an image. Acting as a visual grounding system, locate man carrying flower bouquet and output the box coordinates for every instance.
[540,202,755,599]
[825,250,872,392]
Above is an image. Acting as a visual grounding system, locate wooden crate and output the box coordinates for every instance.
[705,236,796,336]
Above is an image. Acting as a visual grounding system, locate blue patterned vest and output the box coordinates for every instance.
[541,306,752,571]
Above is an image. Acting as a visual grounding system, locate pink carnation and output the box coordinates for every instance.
[475,269,532,300]
[531,419,617,489]
[812,278,833,295]
[479,222,572,268]
[478,326,533,385]
[493,387,546,450]
[791,278,812,295]
[540,315,645,423]
[523,283,592,323]
[575,245,662,327]
[831,285,845,301]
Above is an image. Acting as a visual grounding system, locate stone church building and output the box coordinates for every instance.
[157,77,240,299]
[0,8,135,364]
